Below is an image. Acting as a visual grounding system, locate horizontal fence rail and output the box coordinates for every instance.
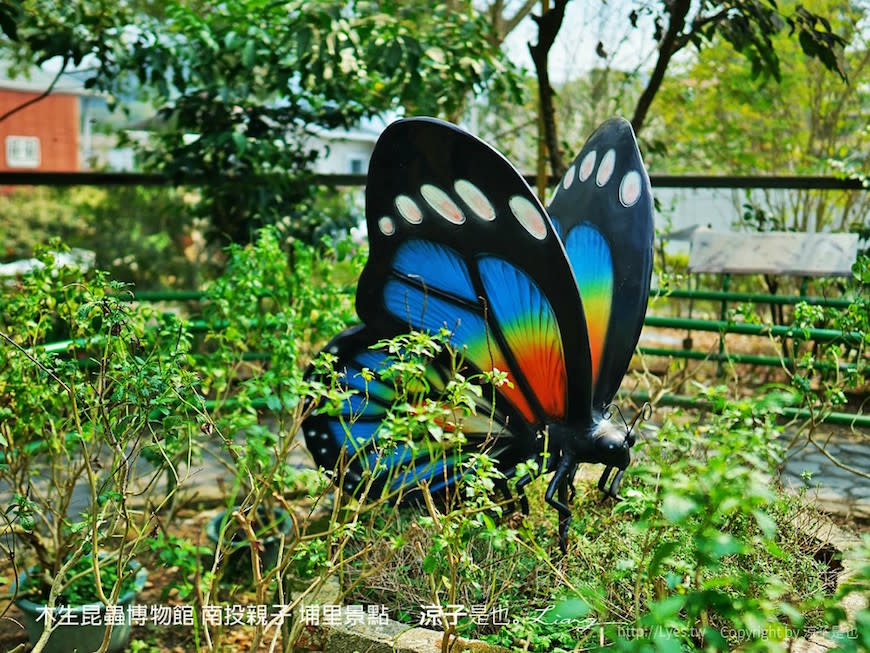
[650,288,855,308]
[125,288,859,309]
[0,171,868,190]
[621,391,870,429]
[636,347,864,373]
[643,315,863,345]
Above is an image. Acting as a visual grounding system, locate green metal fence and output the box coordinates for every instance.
[4,171,867,425]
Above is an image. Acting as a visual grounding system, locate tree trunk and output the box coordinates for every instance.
[529,0,569,181]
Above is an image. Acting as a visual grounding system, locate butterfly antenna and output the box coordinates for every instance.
[604,402,629,432]
[602,402,623,426]
[626,402,652,447]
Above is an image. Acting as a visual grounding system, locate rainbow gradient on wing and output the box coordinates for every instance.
[381,240,569,425]
[477,257,567,421]
[561,223,613,384]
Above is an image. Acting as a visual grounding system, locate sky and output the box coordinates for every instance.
[501,1,659,84]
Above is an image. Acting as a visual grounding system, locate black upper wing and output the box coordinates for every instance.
[547,118,654,409]
[356,117,593,429]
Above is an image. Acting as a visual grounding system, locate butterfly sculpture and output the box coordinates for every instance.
[303,117,653,550]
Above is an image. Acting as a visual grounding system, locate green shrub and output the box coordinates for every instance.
[0,243,202,614]
[0,186,199,290]
[327,376,845,652]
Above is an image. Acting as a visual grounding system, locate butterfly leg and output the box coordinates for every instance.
[514,473,532,514]
[494,476,529,515]
[566,461,580,503]
[597,466,626,501]
[494,476,512,503]
[608,468,625,501]
[545,455,575,553]
[557,482,570,552]
[597,465,614,495]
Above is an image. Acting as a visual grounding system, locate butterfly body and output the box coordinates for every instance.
[303,117,653,551]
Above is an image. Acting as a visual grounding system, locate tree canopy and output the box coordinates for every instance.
[0,0,857,232]
[0,0,522,243]
[651,0,869,233]
[523,0,849,179]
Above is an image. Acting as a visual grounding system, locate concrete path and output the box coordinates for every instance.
[781,435,870,519]
[4,424,867,522]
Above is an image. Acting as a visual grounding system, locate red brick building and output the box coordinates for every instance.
[0,78,82,172]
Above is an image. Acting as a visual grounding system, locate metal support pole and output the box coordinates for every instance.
[718,274,731,376]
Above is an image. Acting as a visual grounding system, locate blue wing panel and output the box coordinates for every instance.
[342,365,394,403]
[341,393,387,418]
[383,278,488,347]
[328,418,380,455]
[355,349,390,371]
[389,457,454,494]
[392,240,477,302]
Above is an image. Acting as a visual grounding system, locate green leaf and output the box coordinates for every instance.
[425,46,445,64]
[779,602,803,626]
[231,132,247,153]
[707,532,744,559]
[645,595,685,622]
[18,512,34,531]
[752,509,777,538]
[69,520,88,534]
[649,541,679,575]
[661,493,698,522]
[539,597,590,623]
[422,553,437,574]
[653,635,682,653]
[766,540,785,558]
[242,40,256,68]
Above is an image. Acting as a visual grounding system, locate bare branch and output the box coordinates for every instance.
[631,0,691,134]
[0,57,70,124]
[501,0,538,40]
[529,0,570,177]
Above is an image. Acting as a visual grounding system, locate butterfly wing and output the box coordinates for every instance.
[547,118,654,409]
[357,117,593,433]
[303,324,537,498]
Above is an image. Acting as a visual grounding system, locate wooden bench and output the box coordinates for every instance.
[642,230,861,374]
[688,231,858,278]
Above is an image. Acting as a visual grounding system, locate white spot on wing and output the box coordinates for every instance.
[619,170,642,207]
[508,196,547,240]
[395,195,423,224]
[421,184,465,224]
[562,164,576,189]
[378,216,395,235]
[578,150,596,182]
[596,149,616,187]
[454,179,495,221]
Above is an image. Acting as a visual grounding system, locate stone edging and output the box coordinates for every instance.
[789,516,867,652]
